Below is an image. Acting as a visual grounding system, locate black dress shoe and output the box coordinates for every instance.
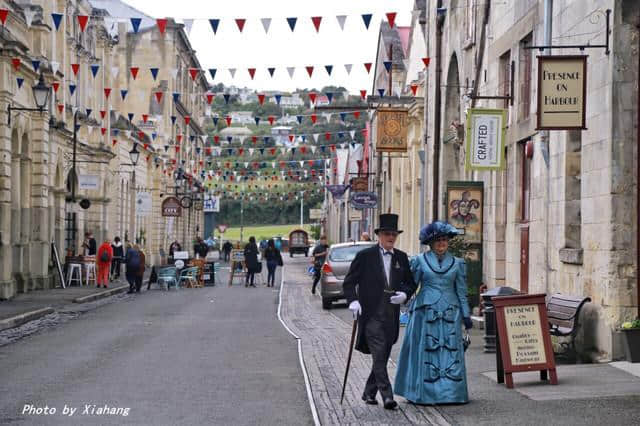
[361,395,378,405]
[383,398,397,410]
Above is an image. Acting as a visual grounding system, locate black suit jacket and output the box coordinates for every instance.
[343,245,417,354]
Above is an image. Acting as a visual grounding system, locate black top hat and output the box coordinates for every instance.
[374,213,403,234]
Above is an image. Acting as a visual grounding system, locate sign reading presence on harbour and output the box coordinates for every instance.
[161,196,182,217]
[376,108,408,152]
[465,109,506,170]
[537,55,587,130]
[492,294,558,389]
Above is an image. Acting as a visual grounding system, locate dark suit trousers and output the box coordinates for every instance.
[363,298,396,400]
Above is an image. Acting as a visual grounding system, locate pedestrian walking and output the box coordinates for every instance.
[360,232,372,241]
[243,236,259,287]
[125,244,144,294]
[82,232,97,256]
[193,237,208,258]
[96,239,113,288]
[135,246,146,293]
[342,214,417,409]
[394,221,472,405]
[111,236,124,280]
[310,236,329,295]
[263,239,283,287]
[222,241,233,262]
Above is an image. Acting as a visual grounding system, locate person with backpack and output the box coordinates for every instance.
[125,244,143,294]
[96,239,113,288]
[263,239,283,287]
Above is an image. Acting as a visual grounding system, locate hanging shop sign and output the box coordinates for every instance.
[445,181,483,244]
[161,196,182,217]
[309,209,324,220]
[375,108,408,152]
[204,196,220,213]
[135,192,152,216]
[537,55,587,130]
[465,108,506,171]
[350,191,378,209]
[350,176,369,192]
[78,174,100,190]
[492,294,558,389]
[348,207,362,221]
[326,184,349,200]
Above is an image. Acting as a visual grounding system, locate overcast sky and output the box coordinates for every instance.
[123,0,415,94]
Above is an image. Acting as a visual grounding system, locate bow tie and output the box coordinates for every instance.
[383,251,393,256]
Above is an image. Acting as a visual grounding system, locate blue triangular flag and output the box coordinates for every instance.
[171,116,177,125]
[287,17,297,32]
[190,135,196,142]
[338,132,344,139]
[209,68,217,80]
[378,88,386,97]
[86,108,92,117]
[227,148,233,155]
[75,124,81,132]
[223,94,230,104]
[320,146,326,153]
[340,112,347,122]
[68,84,76,95]
[296,116,303,124]
[152,133,157,140]
[227,137,233,143]
[268,67,275,77]
[173,92,180,102]
[275,94,282,105]
[51,13,63,30]
[383,61,392,72]
[32,60,40,72]
[130,18,142,33]
[362,14,372,29]
[326,92,334,103]
[90,64,99,77]
[263,137,269,143]
[325,65,333,76]
[128,113,134,122]
[209,19,220,34]
[113,129,120,137]
[164,145,169,152]
[259,148,264,155]
[254,117,260,125]
[301,135,307,142]
[16,78,24,89]
[212,117,218,126]
[120,89,128,100]
[150,68,159,80]
[291,148,296,155]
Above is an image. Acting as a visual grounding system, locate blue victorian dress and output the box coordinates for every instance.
[394,251,470,404]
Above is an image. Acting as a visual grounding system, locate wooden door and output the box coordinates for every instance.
[519,141,532,294]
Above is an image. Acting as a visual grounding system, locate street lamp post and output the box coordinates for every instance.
[300,191,304,227]
[129,144,140,243]
[7,72,50,126]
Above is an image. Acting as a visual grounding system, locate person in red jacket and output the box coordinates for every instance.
[96,239,114,288]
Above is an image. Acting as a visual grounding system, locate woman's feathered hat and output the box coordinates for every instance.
[419,221,460,245]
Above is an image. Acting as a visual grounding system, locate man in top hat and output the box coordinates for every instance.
[343,213,418,409]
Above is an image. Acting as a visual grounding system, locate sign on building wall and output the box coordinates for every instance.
[537,55,587,130]
[161,196,182,217]
[309,209,324,220]
[204,196,220,213]
[136,192,152,216]
[445,181,483,244]
[78,174,100,190]
[350,176,369,192]
[376,108,408,152]
[348,207,362,221]
[465,108,506,170]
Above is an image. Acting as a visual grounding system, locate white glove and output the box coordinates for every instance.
[389,291,407,305]
[348,300,362,319]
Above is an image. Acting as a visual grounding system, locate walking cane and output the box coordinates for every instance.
[340,316,358,404]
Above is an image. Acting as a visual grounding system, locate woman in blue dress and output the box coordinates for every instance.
[394,221,473,404]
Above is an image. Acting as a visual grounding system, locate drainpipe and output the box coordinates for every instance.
[637,23,640,317]
[420,3,430,236]
[432,2,444,220]
[542,0,553,294]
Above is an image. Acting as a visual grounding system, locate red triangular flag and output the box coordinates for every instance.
[214,135,220,143]
[301,147,307,154]
[248,68,256,79]
[386,12,397,28]
[325,132,331,141]
[288,135,294,142]
[130,67,139,79]
[184,116,191,125]
[251,136,258,143]
[71,63,80,76]
[422,57,431,67]
[226,116,232,126]
[175,146,180,153]
[138,131,145,140]
[268,116,275,125]
[258,94,265,105]
[11,58,20,71]
[235,18,246,32]
[360,90,367,100]
[309,93,317,103]
[142,114,149,123]
[353,111,361,119]
[206,93,215,104]
[144,143,149,150]
[100,110,106,119]
[311,16,322,32]
[112,139,118,146]
[52,82,60,93]
[311,114,317,124]
[104,88,111,98]
[189,68,199,80]
[100,128,106,135]
[155,91,164,103]
[306,66,314,77]
[156,19,167,34]
[0,9,8,25]
[238,148,244,155]
[410,84,418,96]
[176,135,183,143]
[57,104,64,113]
[364,63,372,73]
[77,15,89,32]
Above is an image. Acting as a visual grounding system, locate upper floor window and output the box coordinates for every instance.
[464,0,476,46]
[518,33,533,120]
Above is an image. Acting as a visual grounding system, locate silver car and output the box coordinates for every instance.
[320,241,376,310]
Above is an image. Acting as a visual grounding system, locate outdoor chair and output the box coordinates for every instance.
[179,267,200,288]
[157,266,178,291]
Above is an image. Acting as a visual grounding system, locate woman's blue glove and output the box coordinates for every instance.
[463,317,473,330]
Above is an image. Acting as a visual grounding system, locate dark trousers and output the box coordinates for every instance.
[363,304,396,400]
[127,274,143,292]
[246,271,255,285]
[267,261,277,286]
[312,268,321,293]
[223,251,230,262]
[110,258,121,278]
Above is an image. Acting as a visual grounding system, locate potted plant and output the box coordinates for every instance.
[621,319,640,363]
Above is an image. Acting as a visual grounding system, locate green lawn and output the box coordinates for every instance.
[217,224,312,243]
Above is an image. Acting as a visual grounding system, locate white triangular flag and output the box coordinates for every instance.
[110,66,119,78]
[272,162,276,168]
[51,61,60,75]
[312,133,319,143]
[190,93,197,103]
[336,15,347,30]
[244,162,249,168]
[323,113,332,122]
[229,68,236,78]
[340,143,347,149]
[310,146,317,154]
[24,9,36,27]
[200,135,208,144]
[349,130,356,140]
[261,18,272,34]
[184,19,194,35]
[170,68,178,78]
[249,148,254,156]
[344,64,352,75]
[287,67,295,78]
[298,161,303,168]
[281,147,287,155]
[368,110,375,120]
[239,136,246,144]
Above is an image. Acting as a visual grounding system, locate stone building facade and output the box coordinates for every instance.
[0,0,207,299]
[362,0,638,360]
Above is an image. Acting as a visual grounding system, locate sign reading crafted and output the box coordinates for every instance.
[465,108,506,171]
[537,55,587,130]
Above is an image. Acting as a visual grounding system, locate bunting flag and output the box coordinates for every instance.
[130,67,139,79]
[209,19,220,34]
[344,63,352,75]
[361,14,372,29]
[364,62,372,73]
[336,15,347,30]
[16,78,24,89]
[267,67,275,77]
[306,66,314,77]
[228,68,236,78]
[235,18,246,32]
[287,67,295,78]
[206,93,215,104]
[71,63,80,76]
[130,17,142,33]
[422,57,431,67]
[383,61,392,72]
[90,64,100,77]
[51,13,63,30]
[386,12,397,28]
[77,15,89,32]
[11,58,20,71]
[150,67,159,80]
[248,68,256,79]
[311,16,322,32]
[410,84,418,96]
[257,94,265,105]
[156,19,168,34]
[261,18,271,33]
[287,17,297,31]
[120,89,128,100]
[32,60,40,72]
[69,84,76,96]
[189,68,199,80]
[274,94,282,105]
[104,88,112,99]
[378,88,385,97]
[325,65,333,76]
[209,68,217,80]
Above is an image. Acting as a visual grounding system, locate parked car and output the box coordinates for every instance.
[288,229,310,257]
[320,241,376,309]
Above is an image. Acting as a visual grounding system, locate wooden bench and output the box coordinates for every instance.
[546,293,592,360]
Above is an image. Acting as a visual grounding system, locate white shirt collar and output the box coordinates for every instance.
[379,245,394,255]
